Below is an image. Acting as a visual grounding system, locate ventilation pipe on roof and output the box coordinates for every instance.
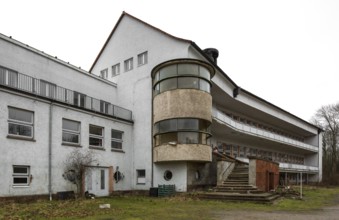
[203,48,219,64]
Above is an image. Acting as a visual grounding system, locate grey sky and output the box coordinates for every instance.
[1,0,339,122]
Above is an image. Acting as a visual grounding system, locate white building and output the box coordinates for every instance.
[0,12,322,198]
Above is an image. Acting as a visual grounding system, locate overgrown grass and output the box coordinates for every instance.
[1,186,339,220]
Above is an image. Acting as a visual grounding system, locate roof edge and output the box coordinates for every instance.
[89,11,192,72]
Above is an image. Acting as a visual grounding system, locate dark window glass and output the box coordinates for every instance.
[160,65,177,80]
[178,64,199,76]
[8,124,32,137]
[89,137,103,146]
[159,133,177,145]
[178,132,199,144]
[178,77,199,89]
[199,79,210,93]
[62,133,79,143]
[111,130,123,139]
[111,141,122,149]
[89,125,103,136]
[100,170,105,189]
[177,119,199,130]
[160,78,177,93]
[13,177,28,184]
[159,119,177,133]
[13,167,28,174]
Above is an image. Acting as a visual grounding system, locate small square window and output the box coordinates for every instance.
[13,165,30,186]
[112,64,120,77]
[124,58,133,72]
[137,51,148,66]
[100,69,108,79]
[137,169,146,184]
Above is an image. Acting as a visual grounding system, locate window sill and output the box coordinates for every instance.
[111,148,125,153]
[89,146,106,151]
[62,143,82,148]
[7,135,36,142]
[12,185,30,188]
[136,183,146,185]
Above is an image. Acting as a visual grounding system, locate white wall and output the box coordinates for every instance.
[154,162,187,192]
[0,90,133,196]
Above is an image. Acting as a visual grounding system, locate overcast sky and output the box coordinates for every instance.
[1,0,339,122]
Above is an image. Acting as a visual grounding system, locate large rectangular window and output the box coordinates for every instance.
[112,63,120,77]
[137,169,146,184]
[111,129,123,150]
[13,165,30,186]
[89,125,104,148]
[8,107,34,138]
[62,119,80,145]
[124,58,133,72]
[137,51,148,66]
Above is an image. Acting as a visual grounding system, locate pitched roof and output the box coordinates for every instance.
[89,11,191,72]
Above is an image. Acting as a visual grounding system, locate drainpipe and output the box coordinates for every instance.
[48,103,53,201]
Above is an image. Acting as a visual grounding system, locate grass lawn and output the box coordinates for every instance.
[1,186,339,220]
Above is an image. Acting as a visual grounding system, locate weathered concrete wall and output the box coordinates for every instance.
[248,159,256,186]
[153,90,212,123]
[187,160,217,190]
[153,144,212,162]
[217,161,235,185]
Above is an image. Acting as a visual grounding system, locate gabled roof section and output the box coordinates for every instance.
[89,11,192,72]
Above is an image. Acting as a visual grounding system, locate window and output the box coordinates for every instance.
[73,92,86,108]
[112,63,120,77]
[0,67,18,87]
[138,51,148,66]
[89,125,104,148]
[100,100,109,114]
[137,169,146,184]
[13,166,30,186]
[40,80,56,98]
[8,107,34,138]
[111,130,123,150]
[124,58,133,72]
[100,69,108,79]
[62,119,80,145]
[164,170,173,181]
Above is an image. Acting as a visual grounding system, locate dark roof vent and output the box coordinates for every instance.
[203,48,219,64]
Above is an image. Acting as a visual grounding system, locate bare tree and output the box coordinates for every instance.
[313,103,339,184]
[63,149,97,195]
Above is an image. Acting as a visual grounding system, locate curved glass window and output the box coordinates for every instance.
[154,118,211,146]
[153,62,213,96]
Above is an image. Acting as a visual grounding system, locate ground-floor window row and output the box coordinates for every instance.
[6,107,124,151]
[217,142,305,165]
[222,110,305,143]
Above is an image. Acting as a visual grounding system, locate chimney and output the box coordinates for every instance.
[203,48,219,64]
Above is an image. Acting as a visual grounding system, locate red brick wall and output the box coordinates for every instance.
[255,159,279,192]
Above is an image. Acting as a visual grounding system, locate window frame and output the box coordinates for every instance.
[8,107,34,139]
[136,169,146,185]
[89,124,104,148]
[137,51,148,66]
[112,63,120,77]
[111,129,123,150]
[124,58,133,72]
[62,118,81,145]
[100,68,108,79]
[13,165,30,187]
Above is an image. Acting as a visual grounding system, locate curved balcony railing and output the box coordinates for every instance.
[0,65,133,122]
[213,109,318,152]
[279,163,319,172]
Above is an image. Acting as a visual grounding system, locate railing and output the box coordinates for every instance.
[213,109,318,152]
[0,66,133,121]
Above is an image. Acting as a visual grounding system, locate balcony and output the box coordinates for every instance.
[212,109,318,152]
[0,66,133,122]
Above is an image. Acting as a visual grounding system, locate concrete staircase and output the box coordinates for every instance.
[199,163,279,203]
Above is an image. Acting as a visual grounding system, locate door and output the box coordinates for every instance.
[85,168,109,197]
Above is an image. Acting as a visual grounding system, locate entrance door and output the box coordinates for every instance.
[85,168,109,197]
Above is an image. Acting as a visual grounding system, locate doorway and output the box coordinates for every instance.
[85,168,109,197]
